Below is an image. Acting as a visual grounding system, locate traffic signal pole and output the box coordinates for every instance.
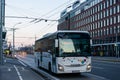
[0,0,5,65]
[0,21,3,64]
[0,0,3,65]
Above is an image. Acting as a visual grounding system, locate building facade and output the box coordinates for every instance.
[58,0,120,57]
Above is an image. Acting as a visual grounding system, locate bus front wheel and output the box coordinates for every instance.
[48,63,52,73]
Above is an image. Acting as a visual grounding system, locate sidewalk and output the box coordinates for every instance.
[17,55,60,80]
[92,56,120,62]
[0,58,19,80]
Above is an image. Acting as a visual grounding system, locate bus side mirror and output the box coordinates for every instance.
[48,50,51,53]
[55,39,58,47]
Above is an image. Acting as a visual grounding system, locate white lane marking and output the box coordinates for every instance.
[84,73,110,80]
[92,66,104,69]
[14,65,23,80]
[8,68,11,71]
[18,60,27,67]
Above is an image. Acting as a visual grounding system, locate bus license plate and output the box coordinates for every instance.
[72,70,80,73]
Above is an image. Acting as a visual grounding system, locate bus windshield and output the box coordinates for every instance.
[58,33,91,57]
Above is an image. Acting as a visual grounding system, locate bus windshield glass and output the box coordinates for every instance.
[58,33,91,57]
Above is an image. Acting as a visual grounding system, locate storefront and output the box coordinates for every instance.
[92,43,120,57]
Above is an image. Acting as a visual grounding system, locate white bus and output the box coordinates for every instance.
[34,30,91,74]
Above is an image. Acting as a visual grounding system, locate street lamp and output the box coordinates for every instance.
[12,22,21,56]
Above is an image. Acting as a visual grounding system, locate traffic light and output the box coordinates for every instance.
[2,31,6,39]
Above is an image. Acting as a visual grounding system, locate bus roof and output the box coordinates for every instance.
[56,30,89,34]
[36,30,89,41]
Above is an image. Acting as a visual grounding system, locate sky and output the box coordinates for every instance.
[5,0,85,47]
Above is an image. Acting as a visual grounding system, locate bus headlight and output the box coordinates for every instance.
[58,64,64,71]
[87,64,91,70]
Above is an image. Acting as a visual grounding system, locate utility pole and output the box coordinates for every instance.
[0,0,5,64]
[0,0,3,64]
[11,22,21,56]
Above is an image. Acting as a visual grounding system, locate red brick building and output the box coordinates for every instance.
[58,0,120,57]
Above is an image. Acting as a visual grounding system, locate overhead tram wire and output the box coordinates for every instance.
[6,0,74,24]
[33,0,75,35]
[29,0,75,23]
[6,0,74,31]
[5,16,58,21]
[6,1,75,46]
[6,0,74,21]
[43,0,75,19]
[31,0,75,33]
[32,0,73,34]
[5,15,58,28]
[36,17,58,37]
[40,0,74,18]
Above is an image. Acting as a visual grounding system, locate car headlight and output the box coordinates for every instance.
[87,64,91,70]
[58,64,64,71]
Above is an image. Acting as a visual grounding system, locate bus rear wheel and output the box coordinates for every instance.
[37,60,39,67]
[48,63,52,74]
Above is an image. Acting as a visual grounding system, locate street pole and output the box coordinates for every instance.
[0,15,3,65]
[115,27,119,58]
[12,22,21,56]
[0,0,5,65]
[13,28,15,56]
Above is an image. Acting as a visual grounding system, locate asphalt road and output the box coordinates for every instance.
[0,58,44,80]
[91,59,120,80]
[17,54,120,80]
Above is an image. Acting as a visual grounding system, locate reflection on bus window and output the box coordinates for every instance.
[59,39,90,57]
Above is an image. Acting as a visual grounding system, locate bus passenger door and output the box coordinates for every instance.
[40,52,42,66]
[52,54,56,64]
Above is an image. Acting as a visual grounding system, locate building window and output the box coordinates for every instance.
[107,28,109,35]
[118,25,120,33]
[110,17,113,25]
[103,11,106,17]
[114,16,116,24]
[104,20,106,26]
[106,0,109,8]
[110,0,113,6]
[113,0,116,4]
[110,8,112,15]
[98,22,100,28]
[100,3,102,10]
[104,28,105,35]
[100,12,102,19]
[98,30,99,37]
[113,6,116,14]
[114,26,116,34]
[98,14,99,20]
[107,18,109,26]
[117,5,120,13]
[118,15,120,23]
[107,9,109,16]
